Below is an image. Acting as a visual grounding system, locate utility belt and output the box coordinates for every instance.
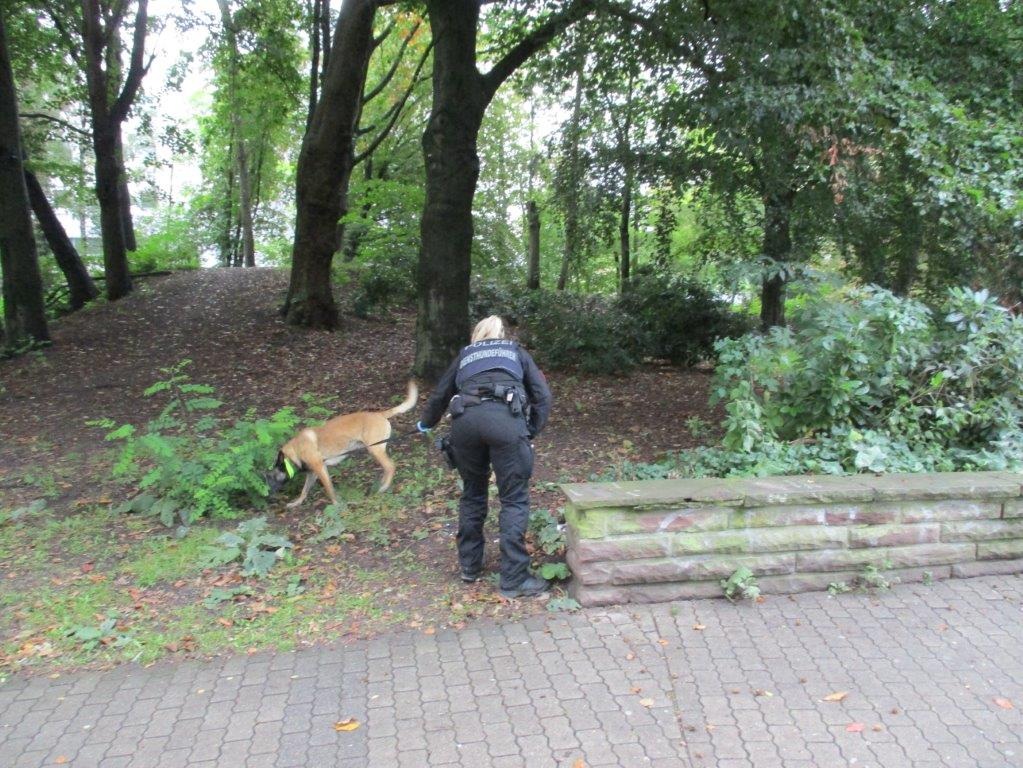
[448,384,525,418]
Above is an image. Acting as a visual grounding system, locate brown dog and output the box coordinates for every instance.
[267,380,418,507]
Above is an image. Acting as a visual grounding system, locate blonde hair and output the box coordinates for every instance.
[471,315,506,343]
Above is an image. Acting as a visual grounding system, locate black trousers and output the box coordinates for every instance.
[449,401,534,589]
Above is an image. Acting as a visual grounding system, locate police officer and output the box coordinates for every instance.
[417,316,552,598]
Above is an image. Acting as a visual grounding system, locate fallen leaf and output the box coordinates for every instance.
[625,652,635,660]
[693,624,706,631]
[639,698,655,708]
[55,757,69,765]
[572,759,586,768]
[846,723,865,733]
[217,618,233,628]
[630,686,642,694]
[80,562,94,573]
[872,724,883,732]
[657,638,669,646]
[752,689,773,697]
[823,691,849,702]
[334,718,360,731]
[423,627,436,635]
[995,697,1014,710]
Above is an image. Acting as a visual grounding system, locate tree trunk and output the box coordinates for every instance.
[219,131,236,266]
[306,0,322,132]
[557,61,584,292]
[237,140,256,267]
[81,0,149,301]
[115,132,136,251]
[619,171,632,292]
[617,68,635,293]
[759,188,795,330]
[413,0,590,377]
[92,123,132,299]
[24,169,99,310]
[284,0,376,328]
[414,0,486,379]
[217,0,256,269]
[526,199,540,290]
[892,192,920,296]
[0,13,49,345]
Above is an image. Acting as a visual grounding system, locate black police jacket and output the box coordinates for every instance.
[419,341,552,438]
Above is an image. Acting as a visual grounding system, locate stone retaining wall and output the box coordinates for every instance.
[561,472,1023,607]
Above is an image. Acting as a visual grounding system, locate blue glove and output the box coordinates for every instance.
[416,421,432,434]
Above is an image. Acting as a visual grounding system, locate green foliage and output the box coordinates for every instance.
[528,508,566,556]
[856,562,892,592]
[538,562,570,581]
[518,291,640,374]
[469,277,529,327]
[693,285,1023,476]
[619,267,752,365]
[202,585,255,608]
[721,566,761,603]
[200,517,293,578]
[131,207,202,272]
[98,360,300,524]
[310,502,349,544]
[344,258,417,318]
[827,581,852,596]
[66,614,136,651]
[546,596,582,613]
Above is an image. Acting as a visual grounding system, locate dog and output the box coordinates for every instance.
[267,380,418,507]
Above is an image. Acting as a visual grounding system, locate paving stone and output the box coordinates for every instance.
[5,576,1023,767]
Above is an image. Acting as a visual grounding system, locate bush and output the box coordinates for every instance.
[599,285,1023,480]
[350,260,417,318]
[519,290,640,374]
[693,285,1023,475]
[618,267,752,366]
[131,207,202,272]
[469,277,529,327]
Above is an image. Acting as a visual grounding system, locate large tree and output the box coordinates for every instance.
[284,4,429,326]
[414,0,596,379]
[282,0,377,327]
[0,10,49,346]
[78,0,151,299]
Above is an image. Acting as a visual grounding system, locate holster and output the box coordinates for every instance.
[435,436,457,469]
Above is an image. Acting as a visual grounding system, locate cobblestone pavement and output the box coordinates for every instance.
[2,575,1022,767]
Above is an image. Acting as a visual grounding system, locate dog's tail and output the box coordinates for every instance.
[379,379,418,419]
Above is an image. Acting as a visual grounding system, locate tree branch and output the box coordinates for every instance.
[481,0,596,102]
[362,19,422,104]
[371,17,396,49]
[107,0,129,42]
[355,39,432,166]
[46,8,82,66]
[110,0,149,124]
[19,112,91,137]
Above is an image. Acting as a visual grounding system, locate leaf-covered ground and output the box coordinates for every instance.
[0,268,720,674]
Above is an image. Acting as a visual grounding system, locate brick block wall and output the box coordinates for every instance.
[562,472,1023,607]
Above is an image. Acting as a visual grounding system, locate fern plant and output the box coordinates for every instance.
[94,360,300,525]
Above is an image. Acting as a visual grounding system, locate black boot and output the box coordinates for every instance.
[499,575,550,599]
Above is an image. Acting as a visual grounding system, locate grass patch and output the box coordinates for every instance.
[119,527,224,586]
